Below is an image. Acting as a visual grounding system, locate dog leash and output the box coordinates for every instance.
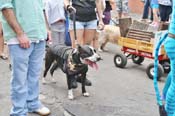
[71,9,78,46]
[154,32,168,116]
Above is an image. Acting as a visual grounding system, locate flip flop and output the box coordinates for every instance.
[0,54,8,60]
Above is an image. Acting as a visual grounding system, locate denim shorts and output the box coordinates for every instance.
[69,19,97,30]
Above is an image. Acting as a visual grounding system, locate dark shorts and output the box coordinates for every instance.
[159,4,172,21]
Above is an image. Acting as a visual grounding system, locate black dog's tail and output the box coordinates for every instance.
[43,48,55,78]
[50,62,59,76]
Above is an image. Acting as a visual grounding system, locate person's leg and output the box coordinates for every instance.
[51,23,65,45]
[116,0,122,18]
[69,20,84,48]
[151,3,159,23]
[162,72,171,100]
[84,20,97,46]
[27,41,45,111]
[9,44,33,116]
[164,37,175,115]
[122,0,129,18]
[150,8,154,21]
[58,31,66,45]
[165,6,172,22]
[142,0,150,19]
[92,31,99,49]
[159,4,167,22]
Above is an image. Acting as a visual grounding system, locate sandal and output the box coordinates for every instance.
[0,54,8,60]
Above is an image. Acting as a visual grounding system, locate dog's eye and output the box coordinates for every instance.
[94,49,96,53]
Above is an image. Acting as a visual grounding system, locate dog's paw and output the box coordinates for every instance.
[42,78,47,85]
[83,92,90,97]
[68,90,74,100]
[68,94,74,100]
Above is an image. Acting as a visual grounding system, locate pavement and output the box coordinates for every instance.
[0,13,167,116]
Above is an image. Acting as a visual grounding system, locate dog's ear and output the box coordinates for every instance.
[77,44,83,53]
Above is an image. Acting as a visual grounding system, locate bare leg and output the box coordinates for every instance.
[70,29,84,48]
[84,29,96,45]
[91,31,99,49]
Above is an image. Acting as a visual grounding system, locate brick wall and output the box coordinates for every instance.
[128,0,144,14]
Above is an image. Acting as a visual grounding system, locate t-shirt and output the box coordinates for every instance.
[70,0,97,22]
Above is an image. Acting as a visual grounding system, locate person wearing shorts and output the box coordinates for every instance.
[115,0,129,18]
[150,0,159,26]
[64,0,104,48]
[159,0,172,22]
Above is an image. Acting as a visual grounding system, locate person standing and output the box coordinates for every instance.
[158,0,172,22]
[44,0,66,46]
[115,0,129,18]
[141,0,153,22]
[64,0,104,48]
[0,0,51,116]
[150,0,159,26]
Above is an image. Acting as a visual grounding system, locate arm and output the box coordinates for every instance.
[64,0,76,13]
[43,1,51,42]
[96,0,104,29]
[43,10,51,42]
[64,0,70,9]
[2,8,30,48]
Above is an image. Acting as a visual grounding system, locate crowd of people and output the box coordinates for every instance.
[0,0,173,115]
[141,0,172,27]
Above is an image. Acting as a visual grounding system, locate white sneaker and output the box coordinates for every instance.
[34,106,51,116]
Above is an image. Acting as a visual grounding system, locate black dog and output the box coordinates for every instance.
[43,44,101,99]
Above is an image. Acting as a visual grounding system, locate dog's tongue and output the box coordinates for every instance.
[85,60,98,70]
[92,62,98,70]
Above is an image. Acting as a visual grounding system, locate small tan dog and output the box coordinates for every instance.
[97,25,121,52]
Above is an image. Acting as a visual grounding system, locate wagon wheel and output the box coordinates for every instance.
[159,60,170,73]
[114,52,127,68]
[146,63,164,80]
[131,54,144,64]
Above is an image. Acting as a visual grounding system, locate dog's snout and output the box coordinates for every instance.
[97,57,102,61]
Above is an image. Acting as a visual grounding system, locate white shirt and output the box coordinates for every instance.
[44,0,66,25]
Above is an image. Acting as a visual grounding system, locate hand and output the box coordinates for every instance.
[98,21,104,30]
[67,5,76,14]
[17,33,30,49]
[46,30,52,41]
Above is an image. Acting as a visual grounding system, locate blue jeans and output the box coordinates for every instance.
[8,41,45,116]
[142,0,153,20]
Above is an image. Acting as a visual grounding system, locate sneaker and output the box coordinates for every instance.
[76,77,92,86]
[33,106,51,116]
